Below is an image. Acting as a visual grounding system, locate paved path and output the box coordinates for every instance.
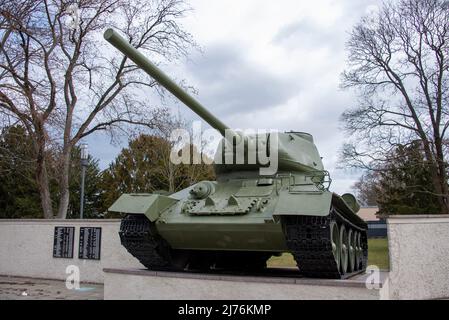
[0,276,103,300]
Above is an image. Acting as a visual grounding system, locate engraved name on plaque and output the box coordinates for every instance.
[79,227,102,260]
[53,226,75,258]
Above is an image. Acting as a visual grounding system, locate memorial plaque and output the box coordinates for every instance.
[53,226,75,258]
[79,227,102,260]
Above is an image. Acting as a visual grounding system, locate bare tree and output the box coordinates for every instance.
[340,0,449,213]
[157,115,215,193]
[0,0,197,218]
[352,171,379,207]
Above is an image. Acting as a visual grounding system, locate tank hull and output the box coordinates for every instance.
[156,219,288,252]
[112,174,368,278]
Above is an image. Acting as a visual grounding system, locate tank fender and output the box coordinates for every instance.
[273,190,332,216]
[332,193,366,227]
[108,193,178,222]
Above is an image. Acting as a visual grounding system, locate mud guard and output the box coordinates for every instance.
[273,191,366,228]
[274,190,333,216]
[108,193,178,222]
[331,193,366,228]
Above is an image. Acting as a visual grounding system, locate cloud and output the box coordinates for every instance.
[185,45,299,116]
[272,18,341,51]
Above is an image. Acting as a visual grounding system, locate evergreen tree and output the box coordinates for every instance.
[0,125,103,218]
[353,141,443,215]
[0,126,42,218]
[376,141,442,215]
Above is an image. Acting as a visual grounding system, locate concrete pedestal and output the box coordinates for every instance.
[387,215,449,299]
[103,268,389,300]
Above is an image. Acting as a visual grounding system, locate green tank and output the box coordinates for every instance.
[104,28,368,278]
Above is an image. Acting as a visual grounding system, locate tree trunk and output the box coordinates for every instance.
[168,161,175,193]
[434,139,449,214]
[436,168,449,214]
[439,181,449,214]
[420,139,449,214]
[33,123,53,219]
[425,160,449,214]
[36,155,53,219]
[430,174,448,214]
[56,146,72,219]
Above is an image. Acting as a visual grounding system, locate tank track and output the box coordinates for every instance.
[281,206,368,279]
[119,214,173,270]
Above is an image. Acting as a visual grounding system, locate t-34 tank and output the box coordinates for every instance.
[104,28,368,278]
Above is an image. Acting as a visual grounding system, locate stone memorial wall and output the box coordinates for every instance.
[0,220,142,283]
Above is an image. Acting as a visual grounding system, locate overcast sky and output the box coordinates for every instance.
[88,0,382,195]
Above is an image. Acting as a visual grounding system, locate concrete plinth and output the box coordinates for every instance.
[387,215,449,300]
[103,268,389,300]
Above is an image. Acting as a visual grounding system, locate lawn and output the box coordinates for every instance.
[367,238,389,270]
[267,238,390,270]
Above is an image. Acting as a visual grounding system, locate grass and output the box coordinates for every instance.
[367,238,389,270]
[267,238,390,270]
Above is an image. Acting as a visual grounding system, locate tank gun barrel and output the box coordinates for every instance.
[104,28,235,139]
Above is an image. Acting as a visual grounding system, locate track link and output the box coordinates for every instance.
[281,207,368,279]
[119,214,173,269]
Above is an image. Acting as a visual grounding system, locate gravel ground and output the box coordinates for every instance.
[0,276,103,300]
